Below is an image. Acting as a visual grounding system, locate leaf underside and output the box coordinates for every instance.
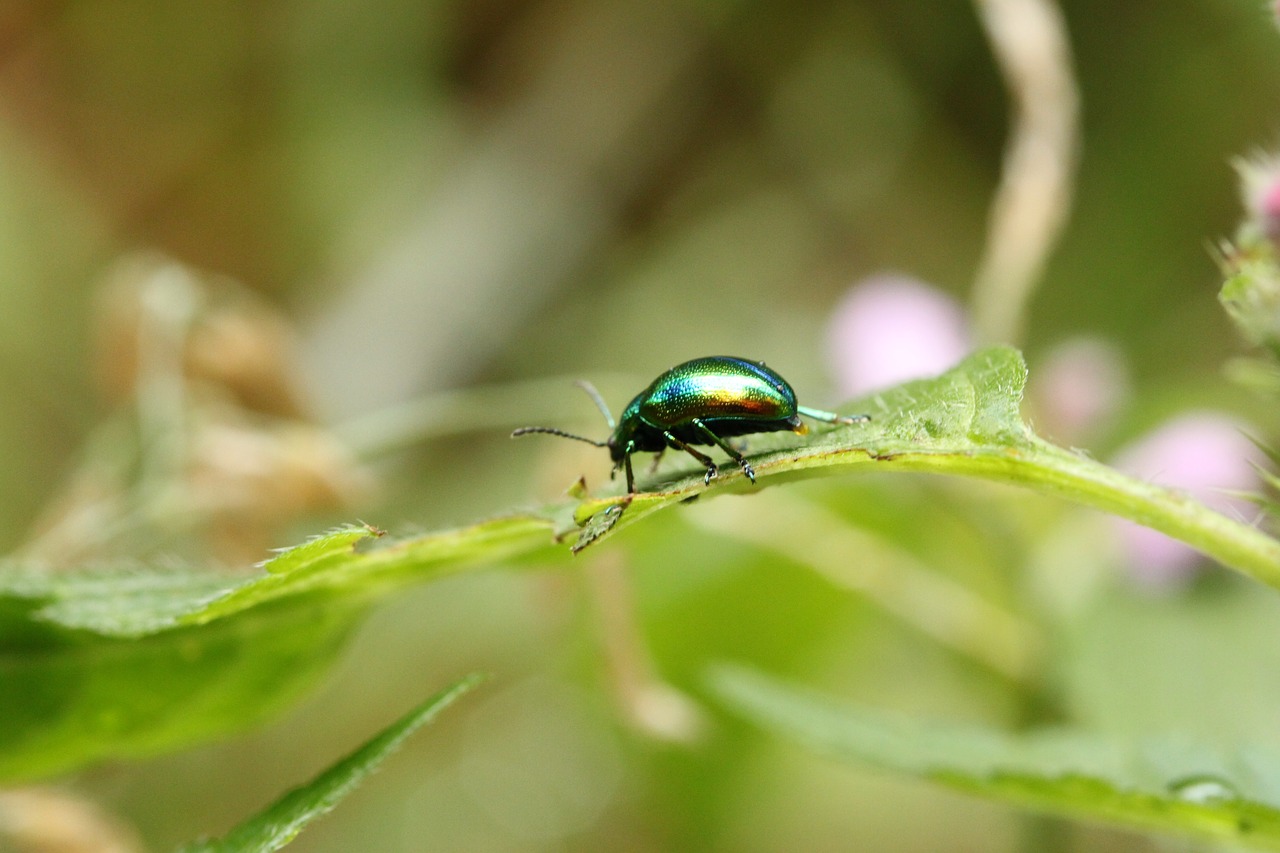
[0,519,553,782]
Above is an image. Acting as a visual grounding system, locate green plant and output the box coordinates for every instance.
[4,341,1279,848]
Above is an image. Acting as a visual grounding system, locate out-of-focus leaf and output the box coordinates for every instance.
[710,665,1280,850]
[0,593,361,782]
[178,674,484,853]
[0,519,554,782]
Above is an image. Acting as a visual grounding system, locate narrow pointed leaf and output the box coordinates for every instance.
[178,674,484,853]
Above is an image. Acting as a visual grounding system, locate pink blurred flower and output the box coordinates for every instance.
[1029,338,1129,445]
[1238,154,1280,243]
[1111,412,1264,589]
[826,274,972,397]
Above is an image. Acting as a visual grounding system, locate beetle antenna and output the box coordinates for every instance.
[511,426,608,447]
[574,380,616,430]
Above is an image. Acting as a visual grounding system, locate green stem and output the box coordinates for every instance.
[840,443,1280,591]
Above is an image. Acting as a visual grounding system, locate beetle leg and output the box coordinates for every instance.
[647,446,666,475]
[690,418,756,484]
[662,431,719,485]
[622,440,637,494]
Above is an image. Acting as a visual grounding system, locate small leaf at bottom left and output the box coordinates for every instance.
[178,673,485,853]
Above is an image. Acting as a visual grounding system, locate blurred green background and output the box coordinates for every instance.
[3,0,1280,850]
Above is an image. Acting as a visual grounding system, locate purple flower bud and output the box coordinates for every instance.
[1110,412,1264,589]
[825,273,972,397]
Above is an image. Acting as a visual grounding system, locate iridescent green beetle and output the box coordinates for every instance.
[513,356,869,494]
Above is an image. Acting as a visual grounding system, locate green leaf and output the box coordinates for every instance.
[0,592,362,782]
[3,519,558,638]
[177,674,484,853]
[568,347,1280,589]
[0,519,554,782]
[709,665,1280,850]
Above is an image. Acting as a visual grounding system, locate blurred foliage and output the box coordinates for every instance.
[712,665,1280,850]
[1,0,1280,851]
